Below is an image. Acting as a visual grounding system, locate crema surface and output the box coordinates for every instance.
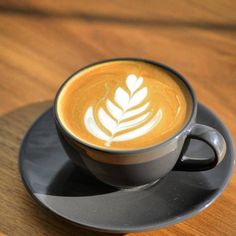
[57,61,192,149]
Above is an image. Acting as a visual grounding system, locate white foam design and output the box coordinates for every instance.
[122,102,150,120]
[84,107,109,141]
[98,108,117,133]
[112,110,162,142]
[84,74,163,146]
[116,112,150,132]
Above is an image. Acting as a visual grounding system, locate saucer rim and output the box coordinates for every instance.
[19,103,235,233]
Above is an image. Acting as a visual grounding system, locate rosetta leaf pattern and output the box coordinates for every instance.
[84,74,162,146]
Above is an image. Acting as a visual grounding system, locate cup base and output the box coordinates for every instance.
[119,179,160,192]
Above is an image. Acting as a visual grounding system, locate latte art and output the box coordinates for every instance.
[84,74,163,146]
[57,60,191,149]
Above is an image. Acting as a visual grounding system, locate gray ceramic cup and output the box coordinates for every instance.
[54,58,226,189]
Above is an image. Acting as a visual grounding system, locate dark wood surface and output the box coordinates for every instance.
[0,1,235,235]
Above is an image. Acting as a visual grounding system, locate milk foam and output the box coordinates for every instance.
[57,60,191,149]
[84,74,163,146]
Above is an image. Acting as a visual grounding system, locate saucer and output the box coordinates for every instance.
[19,103,235,233]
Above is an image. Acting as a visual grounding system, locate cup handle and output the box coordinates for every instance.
[174,124,227,171]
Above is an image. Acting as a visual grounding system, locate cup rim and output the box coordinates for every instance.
[54,57,197,154]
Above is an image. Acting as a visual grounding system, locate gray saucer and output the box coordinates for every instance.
[19,103,235,233]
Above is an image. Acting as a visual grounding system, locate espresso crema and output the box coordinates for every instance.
[57,60,192,149]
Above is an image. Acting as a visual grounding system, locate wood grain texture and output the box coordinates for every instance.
[0,0,235,235]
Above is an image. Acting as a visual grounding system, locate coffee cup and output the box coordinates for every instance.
[54,58,226,189]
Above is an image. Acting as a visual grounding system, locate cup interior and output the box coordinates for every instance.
[54,58,196,154]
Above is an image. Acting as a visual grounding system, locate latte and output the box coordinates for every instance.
[57,60,192,149]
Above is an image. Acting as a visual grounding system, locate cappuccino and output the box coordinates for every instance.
[57,60,192,149]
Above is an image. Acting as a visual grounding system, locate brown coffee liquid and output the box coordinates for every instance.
[57,60,192,150]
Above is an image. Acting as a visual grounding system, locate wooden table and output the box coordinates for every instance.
[0,1,235,235]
